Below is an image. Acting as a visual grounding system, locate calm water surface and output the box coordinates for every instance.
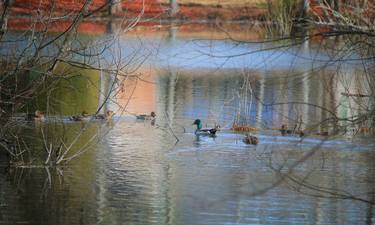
[1,26,375,225]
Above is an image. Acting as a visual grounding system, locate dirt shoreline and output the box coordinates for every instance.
[8,1,267,22]
[5,0,268,34]
[7,16,267,38]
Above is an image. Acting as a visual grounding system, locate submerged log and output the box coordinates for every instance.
[341,92,371,98]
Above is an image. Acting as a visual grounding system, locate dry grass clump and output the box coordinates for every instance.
[231,124,259,132]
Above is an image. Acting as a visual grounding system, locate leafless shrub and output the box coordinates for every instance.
[0,0,149,167]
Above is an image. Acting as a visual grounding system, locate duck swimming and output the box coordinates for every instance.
[193,119,220,136]
[136,112,156,120]
[280,124,304,137]
[70,111,91,121]
[95,110,115,121]
[25,110,45,121]
[243,133,259,145]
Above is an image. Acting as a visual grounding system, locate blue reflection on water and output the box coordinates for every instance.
[113,35,366,70]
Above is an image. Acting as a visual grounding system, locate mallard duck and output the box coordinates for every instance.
[243,133,259,145]
[25,110,45,121]
[316,131,329,136]
[70,111,91,121]
[193,119,220,136]
[95,110,115,121]
[280,124,304,137]
[136,112,156,120]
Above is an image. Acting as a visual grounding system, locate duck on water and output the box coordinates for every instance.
[136,112,156,120]
[192,119,220,136]
[280,124,305,137]
[70,111,91,121]
[70,110,114,122]
[25,110,45,121]
[95,110,115,121]
[243,133,259,145]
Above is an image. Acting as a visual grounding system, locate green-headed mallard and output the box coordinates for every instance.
[192,119,220,136]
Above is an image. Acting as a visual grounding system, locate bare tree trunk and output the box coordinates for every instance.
[169,0,178,16]
[0,0,13,38]
[333,0,339,11]
[108,0,122,16]
[299,0,310,19]
[256,76,265,130]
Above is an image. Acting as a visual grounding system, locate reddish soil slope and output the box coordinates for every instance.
[7,0,265,20]
[11,0,106,15]
[5,0,266,33]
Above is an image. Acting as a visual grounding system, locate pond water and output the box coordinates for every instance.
[1,24,375,225]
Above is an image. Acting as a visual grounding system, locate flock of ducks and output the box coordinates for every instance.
[25,110,157,122]
[69,110,115,122]
[192,120,332,146]
[25,110,116,122]
[25,111,333,146]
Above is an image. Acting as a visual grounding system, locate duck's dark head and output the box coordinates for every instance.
[193,119,202,130]
[150,112,156,117]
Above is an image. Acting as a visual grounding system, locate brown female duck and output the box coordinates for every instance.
[70,111,91,121]
[25,110,45,121]
[243,133,259,145]
[95,110,115,121]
